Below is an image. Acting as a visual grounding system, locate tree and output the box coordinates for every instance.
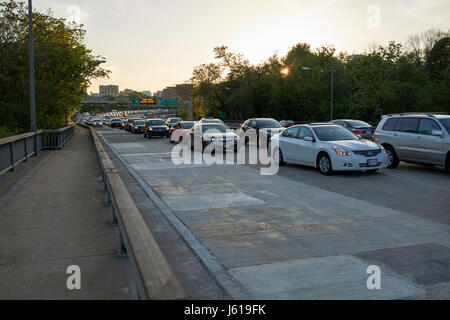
[0,0,109,137]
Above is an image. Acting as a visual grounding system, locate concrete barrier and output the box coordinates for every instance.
[87,126,187,300]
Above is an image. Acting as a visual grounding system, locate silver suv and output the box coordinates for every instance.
[374,113,450,171]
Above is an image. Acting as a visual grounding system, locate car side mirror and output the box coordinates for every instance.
[431,130,444,137]
[304,136,315,142]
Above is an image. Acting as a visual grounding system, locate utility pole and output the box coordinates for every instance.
[330,70,334,121]
[28,0,37,132]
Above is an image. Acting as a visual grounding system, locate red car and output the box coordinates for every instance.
[170,121,196,143]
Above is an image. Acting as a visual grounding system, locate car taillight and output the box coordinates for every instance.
[352,130,363,134]
[372,132,376,142]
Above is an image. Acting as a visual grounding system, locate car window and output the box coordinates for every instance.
[202,124,227,133]
[298,127,314,140]
[181,122,194,129]
[147,120,165,126]
[256,119,282,128]
[333,121,346,126]
[347,120,371,127]
[438,118,450,134]
[418,119,441,135]
[382,118,399,131]
[396,118,419,133]
[313,126,358,141]
[281,127,299,138]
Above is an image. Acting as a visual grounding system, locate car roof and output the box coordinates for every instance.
[198,122,224,126]
[307,122,337,126]
[382,113,449,119]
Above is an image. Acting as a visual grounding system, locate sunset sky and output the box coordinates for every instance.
[34,0,450,94]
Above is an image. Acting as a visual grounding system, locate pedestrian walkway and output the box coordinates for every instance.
[0,127,136,299]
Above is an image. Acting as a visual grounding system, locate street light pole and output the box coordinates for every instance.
[330,70,334,121]
[28,0,37,132]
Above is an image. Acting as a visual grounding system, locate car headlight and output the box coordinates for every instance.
[211,137,216,142]
[333,146,352,156]
[149,128,153,131]
[380,145,386,154]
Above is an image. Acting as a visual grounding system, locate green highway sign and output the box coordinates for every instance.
[131,98,179,106]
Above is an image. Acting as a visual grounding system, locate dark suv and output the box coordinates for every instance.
[239,118,284,145]
[374,113,450,171]
[144,119,170,138]
[130,119,146,134]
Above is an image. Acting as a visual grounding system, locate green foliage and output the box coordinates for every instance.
[191,31,450,122]
[0,0,110,137]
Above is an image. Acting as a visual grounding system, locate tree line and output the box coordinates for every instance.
[0,0,109,138]
[190,29,449,122]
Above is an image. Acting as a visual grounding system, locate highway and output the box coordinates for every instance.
[94,125,450,299]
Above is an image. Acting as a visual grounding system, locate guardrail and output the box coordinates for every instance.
[88,126,187,300]
[0,125,75,177]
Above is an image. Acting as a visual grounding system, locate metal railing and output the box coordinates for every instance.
[0,124,75,176]
[89,127,186,300]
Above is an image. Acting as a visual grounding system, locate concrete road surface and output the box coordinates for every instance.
[95,126,450,300]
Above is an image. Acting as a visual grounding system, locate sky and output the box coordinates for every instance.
[33,0,450,94]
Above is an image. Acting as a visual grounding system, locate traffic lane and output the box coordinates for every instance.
[254,161,450,225]
[95,130,450,299]
[97,126,450,225]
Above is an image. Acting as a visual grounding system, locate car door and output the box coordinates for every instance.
[292,127,317,166]
[279,127,300,161]
[393,117,420,161]
[412,118,446,165]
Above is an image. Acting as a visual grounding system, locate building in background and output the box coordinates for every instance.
[142,91,152,96]
[154,90,163,98]
[162,86,176,99]
[99,85,119,96]
[120,88,133,96]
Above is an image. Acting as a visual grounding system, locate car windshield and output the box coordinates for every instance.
[181,122,194,129]
[202,124,227,133]
[203,119,223,124]
[257,119,282,128]
[112,119,121,122]
[347,120,371,127]
[147,120,165,126]
[313,126,359,141]
[170,118,182,123]
[439,118,450,133]
[134,120,145,125]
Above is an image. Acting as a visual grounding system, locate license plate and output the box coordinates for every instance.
[367,159,377,166]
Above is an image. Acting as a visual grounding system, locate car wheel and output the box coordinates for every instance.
[317,153,332,175]
[273,147,286,166]
[384,145,399,169]
[445,155,450,173]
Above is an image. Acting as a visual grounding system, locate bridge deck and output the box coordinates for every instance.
[0,127,137,299]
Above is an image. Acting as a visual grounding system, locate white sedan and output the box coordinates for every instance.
[270,123,388,175]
